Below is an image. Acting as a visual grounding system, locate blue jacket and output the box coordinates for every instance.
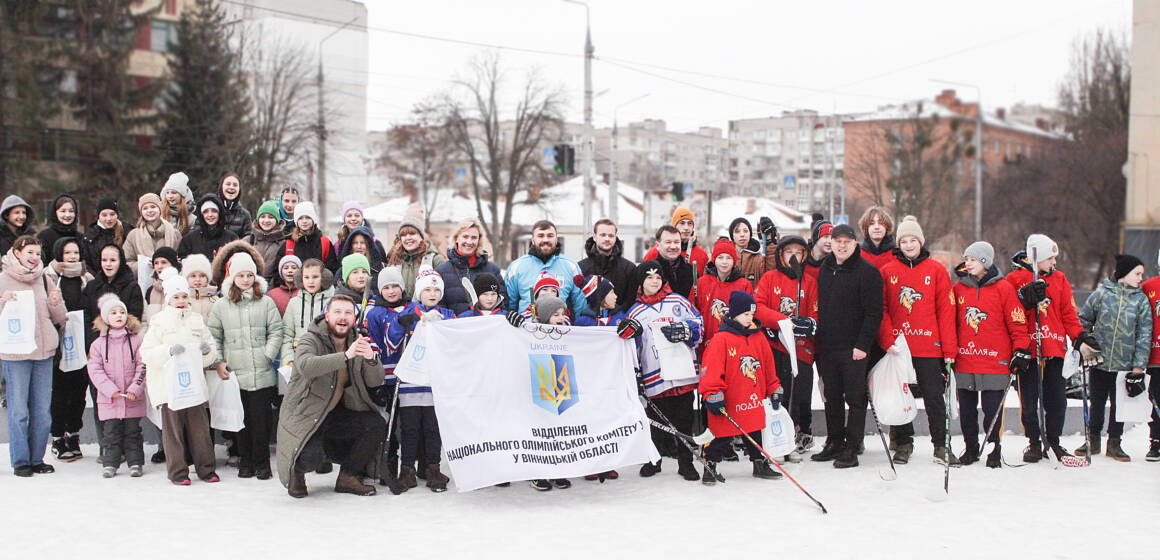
[574,309,627,327]
[457,306,506,318]
[366,300,409,386]
[436,249,503,315]
[504,248,586,314]
[385,302,457,407]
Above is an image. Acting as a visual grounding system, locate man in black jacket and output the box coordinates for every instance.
[811,224,883,469]
[578,219,637,311]
[644,225,696,300]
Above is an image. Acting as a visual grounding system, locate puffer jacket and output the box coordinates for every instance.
[177,194,239,262]
[207,290,283,391]
[1078,279,1153,372]
[0,194,36,258]
[276,315,383,487]
[0,251,68,361]
[281,280,336,365]
[37,194,79,266]
[140,305,218,408]
[219,193,253,241]
[87,316,146,421]
[578,237,637,312]
[123,219,181,276]
[187,285,218,321]
[435,248,502,315]
[504,242,586,314]
[82,219,134,272]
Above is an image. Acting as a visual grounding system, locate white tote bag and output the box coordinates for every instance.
[0,290,37,355]
[868,350,918,426]
[394,323,432,386]
[1115,371,1153,423]
[136,255,152,299]
[277,364,293,395]
[58,310,88,372]
[761,400,797,456]
[165,343,208,411]
[206,372,245,432]
[648,322,697,381]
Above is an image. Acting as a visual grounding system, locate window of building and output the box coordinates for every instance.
[151,19,178,53]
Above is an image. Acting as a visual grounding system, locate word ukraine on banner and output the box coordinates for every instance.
[414,315,660,491]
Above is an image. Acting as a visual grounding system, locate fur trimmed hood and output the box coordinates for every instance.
[211,239,268,295]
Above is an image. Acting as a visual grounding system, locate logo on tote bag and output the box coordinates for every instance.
[8,318,20,334]
[178,370,191,388]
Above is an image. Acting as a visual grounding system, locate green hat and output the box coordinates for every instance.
[341,253,371,284]
[257,200,281,220]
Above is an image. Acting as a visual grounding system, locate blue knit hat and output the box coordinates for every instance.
[727,290,756,320]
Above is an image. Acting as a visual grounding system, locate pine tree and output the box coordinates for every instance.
[0,2,63,193]
[158,0,254,207]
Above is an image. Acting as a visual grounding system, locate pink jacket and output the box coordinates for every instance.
[87,318,147,420]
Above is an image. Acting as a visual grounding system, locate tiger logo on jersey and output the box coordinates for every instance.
[710,298,728,320]
[899,286,923,314]
[964,306,989,334]
[1037,297,1051,315]
[779,296,797,315]
[739,355,761,384]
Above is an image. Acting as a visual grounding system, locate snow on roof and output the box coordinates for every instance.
[708,196,812,235]
[845,99,1067,140]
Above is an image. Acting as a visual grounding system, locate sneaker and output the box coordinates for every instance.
[583,473,601,481]
[202,472,221,483]
[1023,443,1043,463]
[1075,439,1101,457]
[833,446,859,469]
[30,463,54,474]
[676,459,699,481]
[52,437,71,460]
[1146,440,1160,462]
[67,434,83,460]
[172,477,191,486]
[959,443,980,466]
[102,466,117,478]
[986,445,1002,468]
[639,460,662,477]
[1106,437,1131,462]
[933,446,961,466]
[810,439,844,462]
[604,470,619,480]
[129,466,143,477]
[782,453,802,464]
[551,478,571,489]
[892,443,914,465]
[752,460,783,480]
[794,433,815,454]
[529,479,553,491]
[701,460,720,485]
[150,449,166,464]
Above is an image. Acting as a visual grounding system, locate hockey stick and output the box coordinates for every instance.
[1080,365,1096,467]
[1029,249,1062,468]
[379,328,413,495]
[867,396,898,481]
[641,396,723,482]
[943,364,953,494]
[647,418,715,446]
[720,411,828,514]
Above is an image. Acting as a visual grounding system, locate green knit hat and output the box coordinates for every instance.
[341,253,371,284]
[257,200,281,219]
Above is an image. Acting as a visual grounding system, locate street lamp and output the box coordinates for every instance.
[562,0,595,230]
[931,78,983,242]
[316,15,360,225]
[611,93,649,224]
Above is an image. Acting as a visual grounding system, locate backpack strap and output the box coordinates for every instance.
[285,238,296,256]
[321,237,331,263]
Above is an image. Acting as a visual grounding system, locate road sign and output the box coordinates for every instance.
[542,147,556,167]
[683,183,694,199]
[455,168,467,185]
[834,214,849,225]
[784,175,797,190]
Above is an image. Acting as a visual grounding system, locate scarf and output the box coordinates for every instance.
[636,284,672,306]
[51,260,85,278]
[3,250,44,283]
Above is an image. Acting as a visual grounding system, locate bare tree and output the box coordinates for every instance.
[441,53,565,265]
[378,100,458,231]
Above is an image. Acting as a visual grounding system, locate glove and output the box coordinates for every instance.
[758,216,777,247]
[397,314,418,331]
[1016,280,1048,310]
[791,316,816,338]
[616,318,643,340]
[200,341,212,355]
[660,321,692,343]
[704,391,726,416]
[1126,372,1146,398]
[368,384,392,408]
[1072,332,1105,367]
[168,344,185,356]
[421,312,443,323]
[506,311,525,328]
[769,388,784,410]
[1009,348,1033,375]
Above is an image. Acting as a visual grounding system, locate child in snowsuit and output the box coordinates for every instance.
[700,290,782,484]
[87,294,146,478]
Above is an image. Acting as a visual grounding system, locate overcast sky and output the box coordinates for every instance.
[360,0,1132,133]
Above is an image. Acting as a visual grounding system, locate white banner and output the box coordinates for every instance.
[421,315,660,491]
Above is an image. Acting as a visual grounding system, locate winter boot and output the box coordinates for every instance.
[288,470,308,498]
[701,460,720,485]
[551,478,572,489]
[892,442,914,465]
[833,445,859,469]
[529,479,553,491]
[677,459,699,481]
[67,433,82,460]
[1022,442,1043,463]
[335,472,376,496]
[959,442,980,466]
[255,465,273,481]
[315,461,333,474]
[986,444,1002,468]
[933,446,961,466]
[425,465,449,492]
[1045,437,1072,459]
[1146,440,1160,462]
[752,460,783,480]
[639,459,662,477]
[150,448,166,464]
[794,433,815,454]
[1074,438,1101,457]
[238,463,255,478]
[52,437,71,461]
[810,439,844,462]
[397,465,418,489]
[1106,437,1131,462]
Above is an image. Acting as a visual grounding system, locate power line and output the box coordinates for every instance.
[599,59,801,111]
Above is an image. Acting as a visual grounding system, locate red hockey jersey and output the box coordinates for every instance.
[695,271,752,350]
[953,269,1031,374]
[876,251,957,359]
[699,321,781,436]
[1143,276,1160,367]
[1005,266,1084,359]
[754,268,818,365]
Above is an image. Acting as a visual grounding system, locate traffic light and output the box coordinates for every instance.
[553,144,575,175]
[671,181,684,201]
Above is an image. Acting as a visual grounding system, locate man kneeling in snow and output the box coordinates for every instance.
[277,294,387,498]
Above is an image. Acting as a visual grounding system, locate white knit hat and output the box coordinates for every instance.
[222,251,265,293]
[1025,234,1058,264]
[294,201,319,224]
[161,172,194,206]
[97,293,128,323]
[180,253,212,281]
[378,265,405,294]
[411,266,444,302]
[161,267,191,305]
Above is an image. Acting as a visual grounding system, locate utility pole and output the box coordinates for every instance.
[564,0,594,230]
[316,15,360,227]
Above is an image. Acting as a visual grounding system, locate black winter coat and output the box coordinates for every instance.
[178,194,238,262]
[655,254,696,302]
[82,220,133,272]
[274,228,339,273]
[219,194,253,240]
[38,194,83,266]
[816,245,883,354]
[81,243,144,347]
[578,237,637,312]
[435,249,503,315]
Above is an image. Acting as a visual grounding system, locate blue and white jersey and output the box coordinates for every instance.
[386,302,456,407]
[366,301,408,387]
[627,294,703,398]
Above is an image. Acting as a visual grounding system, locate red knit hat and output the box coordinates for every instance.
[533,272,561,297]
[712,238,737,262]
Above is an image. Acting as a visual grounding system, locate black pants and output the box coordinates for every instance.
[1149,368,1160,441]
[646,390,694,463]
[706,430,762,462]
[1017,357,1066,442]
[101,417,144,468]
[1088,368,1125,438]
[817,350,869,444]
[771,350,805,431]
[889,357,950,447]
[295,404,386,476]
[237,386,275,470]
[87,384,105,452]
[958,389,1004,445]
[50,363,89,437]
[400,405,441,467]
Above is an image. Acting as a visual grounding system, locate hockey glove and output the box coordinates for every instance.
[421,311,443,323]
[758,216,778,247]
[169,344,185,356]
[661,321,692,343]
[368,384,392,408]
[617,318,643,340]
[704,392,726,416]
[1016,280,1048,310]
[1073,332,1105,367]
[506,311,526,328]
[199,341,213,355]
[1126,372,1146,398]
[1009,348,1033,376]
[791,316,817,338]
[769,388,784,410]
[397,314,419,331]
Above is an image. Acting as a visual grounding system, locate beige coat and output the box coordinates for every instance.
[140,306,218,407]
[123,220,181,275]
[0,255,68,361]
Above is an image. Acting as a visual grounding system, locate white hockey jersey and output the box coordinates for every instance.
[627,293,704,398]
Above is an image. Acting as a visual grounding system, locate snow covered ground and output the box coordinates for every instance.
[3,426,1156,559]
